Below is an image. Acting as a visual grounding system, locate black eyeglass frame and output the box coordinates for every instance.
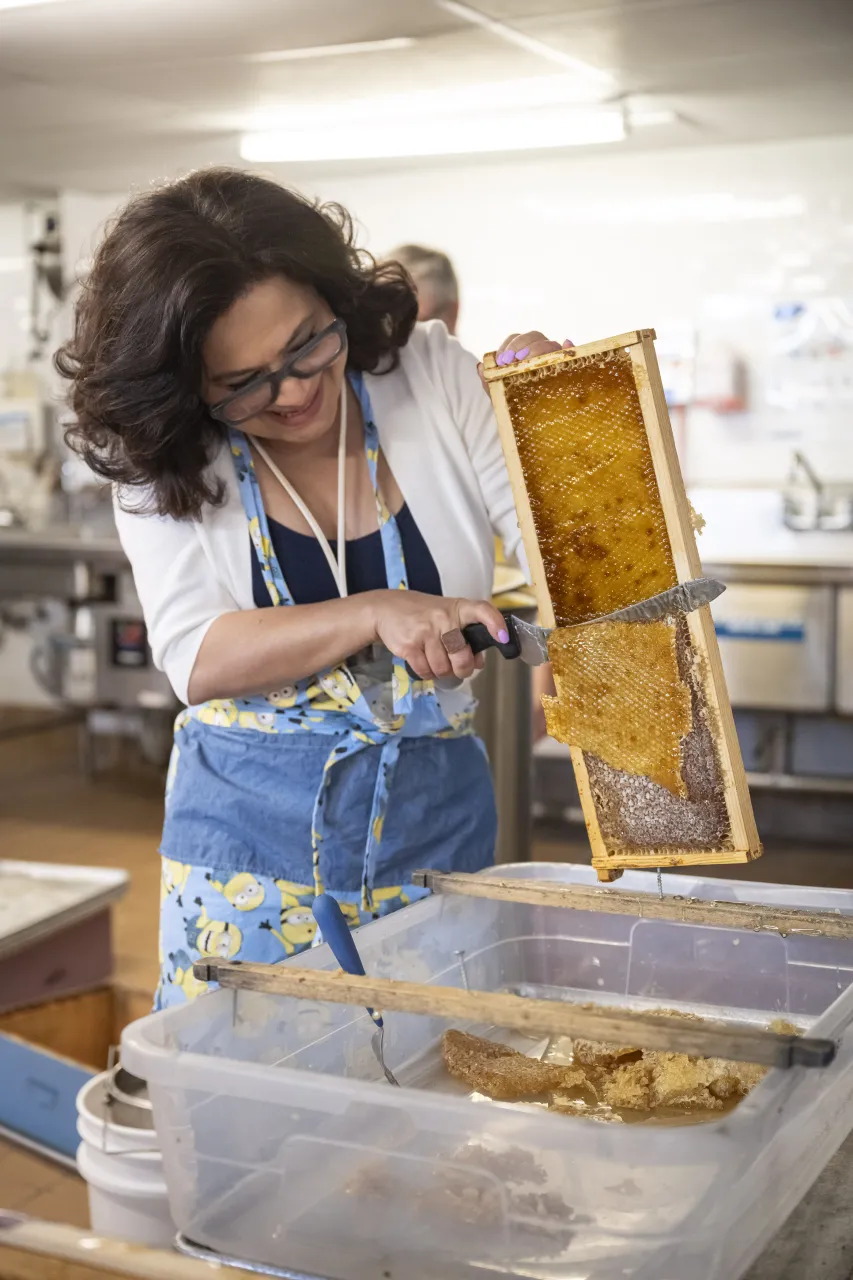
[208,317,348,427]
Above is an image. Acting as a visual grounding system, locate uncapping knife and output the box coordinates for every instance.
[461,576,726,668]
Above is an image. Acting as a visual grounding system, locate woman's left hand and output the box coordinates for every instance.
[478,332,574,389]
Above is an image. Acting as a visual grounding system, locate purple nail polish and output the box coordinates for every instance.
[504,349,515,362]
[496,352,507,366]
[498,629,510,644]
[515,346,530,360]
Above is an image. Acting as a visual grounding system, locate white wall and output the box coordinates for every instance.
[301,136,853,354]
[303,134,853,488]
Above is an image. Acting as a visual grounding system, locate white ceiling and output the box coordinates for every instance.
[1,0,852,196]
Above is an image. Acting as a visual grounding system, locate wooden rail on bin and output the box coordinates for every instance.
[412,870,853,940]
[194,960,835,1070]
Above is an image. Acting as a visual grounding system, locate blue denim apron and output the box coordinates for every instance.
[156,373,496,1008]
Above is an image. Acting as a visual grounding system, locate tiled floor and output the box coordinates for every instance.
[2,716,163,995]
[3,713,853,1233]
[0,1141,90,1228]
[0,716,164,1227]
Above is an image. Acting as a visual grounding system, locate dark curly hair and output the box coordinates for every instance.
[55,167,418,520]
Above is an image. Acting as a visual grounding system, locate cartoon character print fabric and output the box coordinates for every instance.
[156,860,416,1008]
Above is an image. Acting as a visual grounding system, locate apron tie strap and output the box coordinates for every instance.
[361,738,402,912]
[310,728,391,903]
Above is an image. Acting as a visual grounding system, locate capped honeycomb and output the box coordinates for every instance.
[490,337,757,868]
[543,619,692,797]
[505,351,676,625]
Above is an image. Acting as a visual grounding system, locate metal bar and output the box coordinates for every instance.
[412,870,853,940]
[748,771,853,796]
[194,960,835,1069]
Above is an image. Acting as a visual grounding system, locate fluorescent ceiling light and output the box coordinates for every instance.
[435,0,612,87]
[242,107,624,163]
[245,37,414,64]
[243,73,610,135]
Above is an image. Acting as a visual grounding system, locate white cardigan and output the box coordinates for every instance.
[115,321,526,705]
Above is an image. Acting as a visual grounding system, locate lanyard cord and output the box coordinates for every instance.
[251,382,349,598]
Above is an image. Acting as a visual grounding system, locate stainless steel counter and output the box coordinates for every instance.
[704,559,853,586]
[0,525,126,600]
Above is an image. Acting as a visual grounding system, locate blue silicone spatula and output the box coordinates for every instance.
[312,893,400,1087]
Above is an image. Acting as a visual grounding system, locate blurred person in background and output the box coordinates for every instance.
[390,241,554,740]
[388,244,460,334]
[56,168,568,1008]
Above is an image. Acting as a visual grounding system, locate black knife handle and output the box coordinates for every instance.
[460,620,520,660]
[404,615,520,678]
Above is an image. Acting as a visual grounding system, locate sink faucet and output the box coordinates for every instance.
[784,451,824,531]
[791,450,823,501]
[784,451,853,531]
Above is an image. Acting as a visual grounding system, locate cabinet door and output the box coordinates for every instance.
[712,583,832,711]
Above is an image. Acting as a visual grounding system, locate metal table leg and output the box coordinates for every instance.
[474,650,532,865]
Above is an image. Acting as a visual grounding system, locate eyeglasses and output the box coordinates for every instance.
[209,317,347,427]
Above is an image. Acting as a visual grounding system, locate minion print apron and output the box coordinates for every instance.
[156,373,497,1009]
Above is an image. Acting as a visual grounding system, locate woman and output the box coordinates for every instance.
[57,168,565,1008]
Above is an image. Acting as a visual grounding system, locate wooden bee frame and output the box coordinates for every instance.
[483,330,761,881]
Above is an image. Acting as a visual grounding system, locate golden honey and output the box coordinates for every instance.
[505,351,676,625]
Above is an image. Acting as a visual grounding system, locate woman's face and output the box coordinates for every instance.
[202,276,345,448]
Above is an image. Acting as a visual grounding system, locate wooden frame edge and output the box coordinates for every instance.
[483,329,656,382]
[629,337,761,859]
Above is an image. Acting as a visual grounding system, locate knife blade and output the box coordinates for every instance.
[464,576,726,668]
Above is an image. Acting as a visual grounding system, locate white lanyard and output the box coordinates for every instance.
[251,383,349,598]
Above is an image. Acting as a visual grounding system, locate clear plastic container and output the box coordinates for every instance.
[122,864,853,1279]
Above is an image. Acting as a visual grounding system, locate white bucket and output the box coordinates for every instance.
[76,1142,175,1248]
[75,1070,175,1248]
[76,1072,159,1152]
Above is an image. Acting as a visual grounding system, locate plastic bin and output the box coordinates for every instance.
[121,863,853,1280]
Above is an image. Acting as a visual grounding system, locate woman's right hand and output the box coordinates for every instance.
[370,590,508,682]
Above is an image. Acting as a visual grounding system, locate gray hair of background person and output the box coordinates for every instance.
[388,244,459,333]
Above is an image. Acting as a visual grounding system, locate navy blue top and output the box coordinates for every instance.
[251,503,443,607]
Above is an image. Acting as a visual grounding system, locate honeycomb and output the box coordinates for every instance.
[442,1016,784,1122]
[496,345,743,859]
[582,616,729,851]
[441,1029,579,1100]
[543,619,692,797]
[505,351,676,624]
